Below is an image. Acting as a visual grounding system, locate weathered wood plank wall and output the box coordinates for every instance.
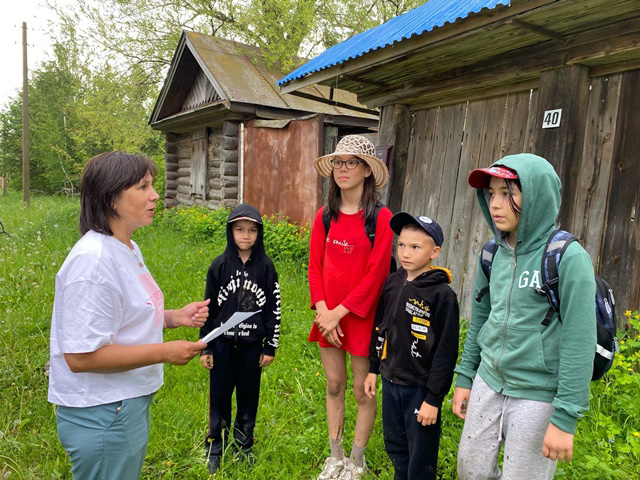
[401,91,539,318]
[399,69,640,318]
[569,75,621,263]
[598,70,640,313]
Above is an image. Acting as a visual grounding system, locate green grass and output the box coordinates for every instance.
[1,191,639,479]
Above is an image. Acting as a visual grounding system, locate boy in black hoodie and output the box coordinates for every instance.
[199,204,281,474]
[364,212,459,480]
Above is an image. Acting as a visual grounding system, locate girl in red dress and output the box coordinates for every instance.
[308,135,393,479]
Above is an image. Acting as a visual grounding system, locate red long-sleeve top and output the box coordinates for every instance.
[308,206,393,356]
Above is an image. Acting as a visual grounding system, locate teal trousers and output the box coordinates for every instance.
[56,393,154,480]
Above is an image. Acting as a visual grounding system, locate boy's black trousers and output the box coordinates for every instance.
[206,340,263,456]
[382,377,441,480]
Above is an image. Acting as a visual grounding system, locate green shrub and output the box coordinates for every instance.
[159,206,310,264]
[556,310,640,479]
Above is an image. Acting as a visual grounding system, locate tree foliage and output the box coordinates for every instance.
[49,0,428,80]
[0,26,162,194]
[1,0,428,194]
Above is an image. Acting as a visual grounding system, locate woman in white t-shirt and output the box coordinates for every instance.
[48,152,209,480]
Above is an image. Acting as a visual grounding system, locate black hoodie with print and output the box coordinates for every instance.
[369,267,459,408]
[199,204,281,357]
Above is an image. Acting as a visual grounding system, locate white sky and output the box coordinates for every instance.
[0,0,61,109]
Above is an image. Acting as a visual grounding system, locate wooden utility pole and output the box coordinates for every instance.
[22,22,30,205]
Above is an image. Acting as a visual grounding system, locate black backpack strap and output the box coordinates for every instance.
[365,202,384,249]
[538,229,577,326]
[475,239,498,302]
[322,206,331,238]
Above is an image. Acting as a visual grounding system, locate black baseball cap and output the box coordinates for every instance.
[390,212,444,247]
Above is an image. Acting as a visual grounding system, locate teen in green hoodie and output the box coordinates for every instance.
[452,154,596,480]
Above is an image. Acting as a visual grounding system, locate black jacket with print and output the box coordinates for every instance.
[199,204,281,357]
[369,267,459,408]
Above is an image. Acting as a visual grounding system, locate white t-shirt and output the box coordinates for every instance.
[48,230,164,407]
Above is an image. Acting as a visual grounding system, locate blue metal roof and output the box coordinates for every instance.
[278,0,511,86]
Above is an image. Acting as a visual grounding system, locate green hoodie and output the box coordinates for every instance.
[454,153,596,434]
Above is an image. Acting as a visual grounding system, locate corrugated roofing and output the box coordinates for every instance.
[278,0,511,86]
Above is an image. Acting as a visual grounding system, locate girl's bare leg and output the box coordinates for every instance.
[350,354,377,448]
[320,347,348,443]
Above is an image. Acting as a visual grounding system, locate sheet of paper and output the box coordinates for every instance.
[201,310,261,344]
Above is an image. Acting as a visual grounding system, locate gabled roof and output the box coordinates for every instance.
[277,0,510,86]
[149,31,377,127]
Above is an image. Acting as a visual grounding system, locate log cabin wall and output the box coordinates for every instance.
[163,121,239,209]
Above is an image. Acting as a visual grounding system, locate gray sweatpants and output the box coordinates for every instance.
[457,376,557,480]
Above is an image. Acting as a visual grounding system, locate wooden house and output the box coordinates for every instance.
[279,0,640,315]
[149,31,378,226]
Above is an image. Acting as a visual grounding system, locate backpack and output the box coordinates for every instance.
[322,202,397,273]
[476,229,617,381]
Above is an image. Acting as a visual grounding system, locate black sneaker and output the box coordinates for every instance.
[207,455,221,475]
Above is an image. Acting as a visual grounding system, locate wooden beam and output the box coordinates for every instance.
[590,58,640,77]
[279,0,557,93]
[340,74,391,89]
[150,102,232,132]
[509,18,565,42]
[409,78,539,111]
[566,35,640,65]
[363,18,640,107]
[321,115,379,129]
[286,89,379,116]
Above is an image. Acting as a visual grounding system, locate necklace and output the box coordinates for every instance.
[111,234,144,268]
[129,246,144,269]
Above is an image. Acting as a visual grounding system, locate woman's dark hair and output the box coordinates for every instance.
[505,178,522,216]
[80,152,157,235]
[326,167,380,223]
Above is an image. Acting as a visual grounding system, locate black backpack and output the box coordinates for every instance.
[476,229,617,381]
[322,203,397,273]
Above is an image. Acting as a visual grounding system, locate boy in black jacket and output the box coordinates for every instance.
[199,203,281,474]
[364,212,459,480]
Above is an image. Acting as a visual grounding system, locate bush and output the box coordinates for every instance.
[557,310,640,479]
[159,206,310,264]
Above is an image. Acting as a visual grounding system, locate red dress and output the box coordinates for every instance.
[308,206,393,356]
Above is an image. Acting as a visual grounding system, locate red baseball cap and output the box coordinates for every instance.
[468,166,519,188]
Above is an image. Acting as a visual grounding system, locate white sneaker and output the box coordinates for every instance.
[317,455,346,480]
[337,456,366,480]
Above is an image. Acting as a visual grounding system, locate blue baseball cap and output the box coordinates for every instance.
[390,212,444,247]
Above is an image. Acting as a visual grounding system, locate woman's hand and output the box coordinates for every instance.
[452,387,471,419]
[64,340,207,373]
[259,354,274,367]
[163,340,207,365]
[169,299,210,328]
[542,423,574,462]
[200,354,214,370]
[364,373,377,398]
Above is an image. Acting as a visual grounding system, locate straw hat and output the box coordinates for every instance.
[313,135,389,188]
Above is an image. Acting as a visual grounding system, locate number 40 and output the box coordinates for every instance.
[542,109,562,129]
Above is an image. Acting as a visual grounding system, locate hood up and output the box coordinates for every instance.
[476,153,562,254]
[225,203,265,262]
